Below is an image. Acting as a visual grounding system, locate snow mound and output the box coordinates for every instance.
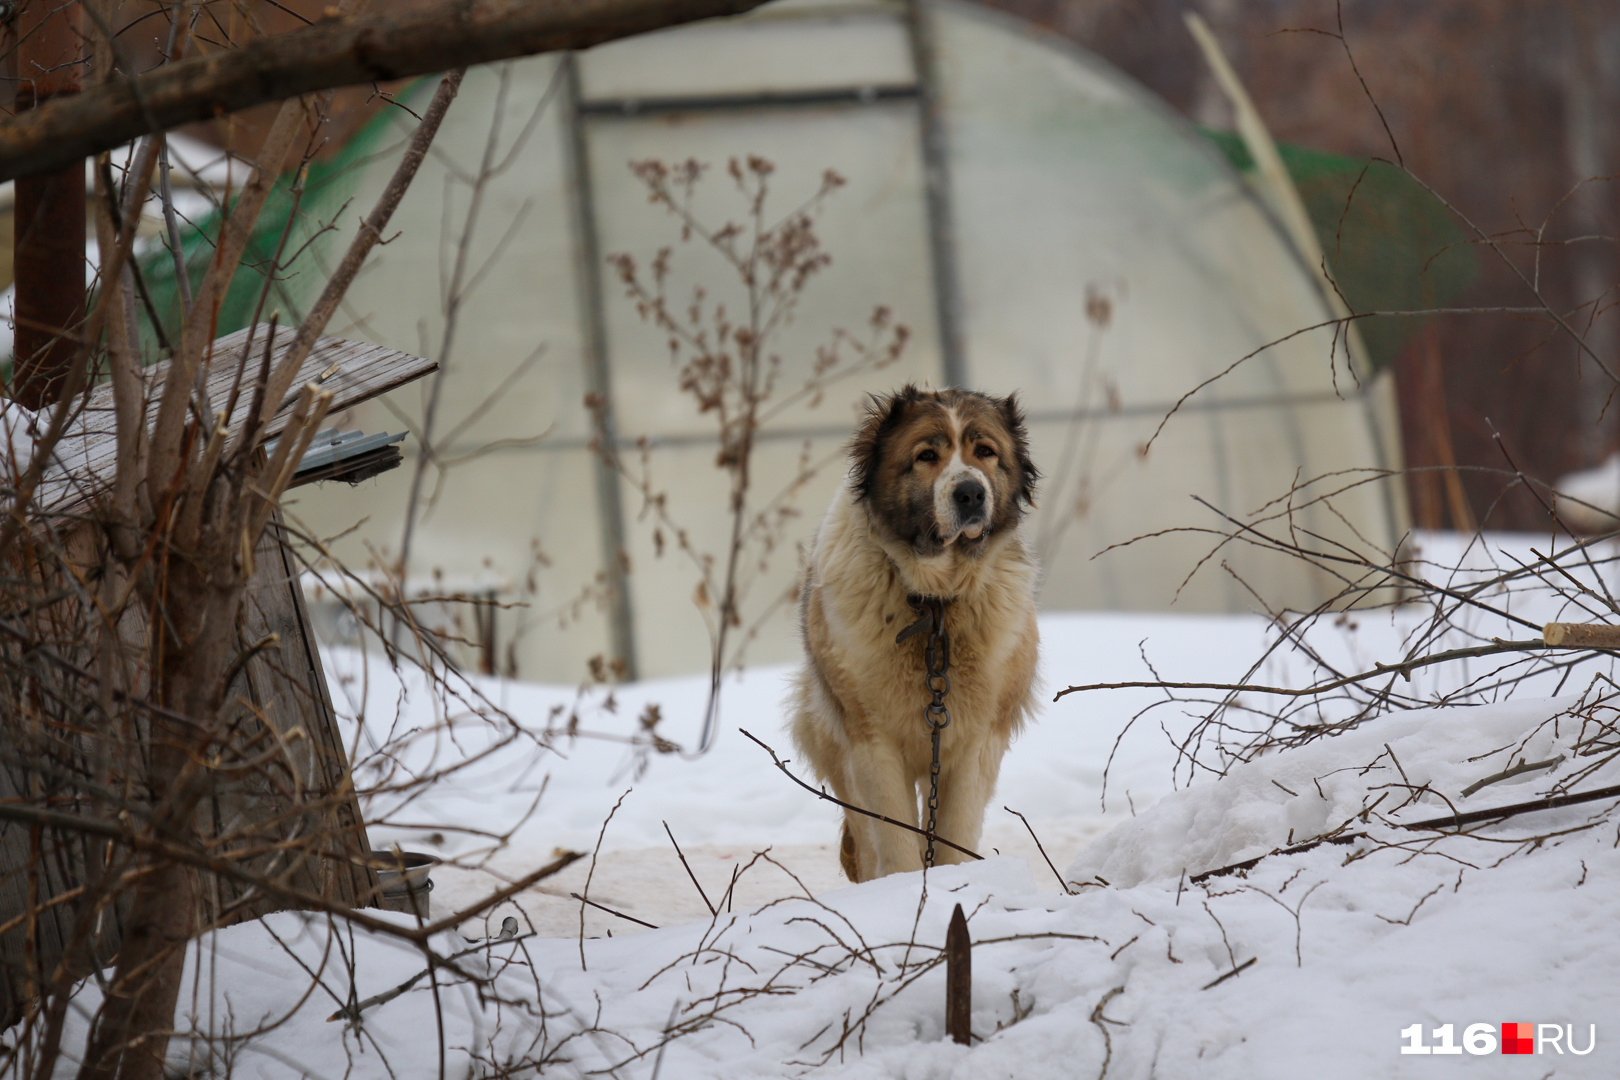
[1068,696,1598,887]
[45,814,1620,1079]
[1555,451,1620,530]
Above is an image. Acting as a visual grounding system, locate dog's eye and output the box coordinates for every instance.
[974,444,997,459]
[917,449,939,464]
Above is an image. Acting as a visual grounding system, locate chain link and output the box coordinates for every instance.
[914,596,951,867]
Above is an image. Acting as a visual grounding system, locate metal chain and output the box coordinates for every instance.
[905,595,952,867]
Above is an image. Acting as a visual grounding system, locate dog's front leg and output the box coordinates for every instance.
[846,738,925,878]
[930,742,1004,866]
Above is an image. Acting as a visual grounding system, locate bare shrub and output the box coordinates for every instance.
[601,156,910,753]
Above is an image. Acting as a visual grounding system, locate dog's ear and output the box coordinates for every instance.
[849,385,920,501]
[999,392,1039,507]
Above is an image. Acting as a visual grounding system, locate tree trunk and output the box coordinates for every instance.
[76,556,241,1080]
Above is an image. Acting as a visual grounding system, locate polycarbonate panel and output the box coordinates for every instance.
[1023,395,1394,618]
[578,3,913,103]
[292,1,1409,685]
[586,100,944,443]
[298,58,615,681]
[617,434,853,680]
[330,58,592,445]
[934,1,1402,614]
[290,440,616,684]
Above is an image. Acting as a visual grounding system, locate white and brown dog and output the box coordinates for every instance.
[790,386,1040,881]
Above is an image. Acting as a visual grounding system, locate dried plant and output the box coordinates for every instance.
[0,35,644,1079]
[602,156,909,754]
[1050,11,1620,817]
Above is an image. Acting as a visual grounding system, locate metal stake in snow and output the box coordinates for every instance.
[946,903,971,1045]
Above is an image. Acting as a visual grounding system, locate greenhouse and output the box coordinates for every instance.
[146,0,1435,682]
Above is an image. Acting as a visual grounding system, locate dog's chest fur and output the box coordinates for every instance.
[801,490,1038,769]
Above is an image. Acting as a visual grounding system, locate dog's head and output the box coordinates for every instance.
[849,385,1038,559]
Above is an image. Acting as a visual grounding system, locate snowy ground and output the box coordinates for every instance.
[330,609,1289,941]
[20,533,1620,1077]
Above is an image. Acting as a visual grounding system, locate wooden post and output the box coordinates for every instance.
[11,0,86,410]
[946,902,971,1045]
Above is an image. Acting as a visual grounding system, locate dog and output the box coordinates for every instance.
[789,385,1040,882]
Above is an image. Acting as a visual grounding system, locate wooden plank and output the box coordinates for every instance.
[0,529,139,1026]
[35,329,435,516]
[0,765,111,1026]
[0,513,381,1025]
[204,511,377,922]
[274,521,378,904]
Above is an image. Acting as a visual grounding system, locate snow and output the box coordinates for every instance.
[0,399,38,476]
[14,536,1620,1076]
[1555,451,1620,532]
[1068,694,1592,887]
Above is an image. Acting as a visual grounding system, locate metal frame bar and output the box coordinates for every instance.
[578,84,918,116]
[431,386,1380,458]
[908,0,967,388]
[562,53,640,681]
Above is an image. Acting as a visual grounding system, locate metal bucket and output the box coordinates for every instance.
[370,852,438,917]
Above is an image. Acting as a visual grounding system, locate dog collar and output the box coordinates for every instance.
[896,594,952,645]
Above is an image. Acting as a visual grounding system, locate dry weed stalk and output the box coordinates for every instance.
[1037,18,1620,925]
[602,156,909,754]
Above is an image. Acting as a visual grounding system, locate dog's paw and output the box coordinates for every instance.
[839,821,861,882]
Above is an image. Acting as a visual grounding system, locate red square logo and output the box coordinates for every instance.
[1502,1023,1534,1055]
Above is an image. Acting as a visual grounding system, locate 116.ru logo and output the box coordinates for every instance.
[1401,1023,1596,1055]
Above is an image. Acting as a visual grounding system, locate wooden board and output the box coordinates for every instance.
[0,527,146,1027]
[199,509,379,922]
[35,329,436,516]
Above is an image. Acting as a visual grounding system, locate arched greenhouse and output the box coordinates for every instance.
[144,0,1420,682]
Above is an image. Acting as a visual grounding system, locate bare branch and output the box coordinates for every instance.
[740,729,983,862]
[0,0,769,183]
[251,68,467,459]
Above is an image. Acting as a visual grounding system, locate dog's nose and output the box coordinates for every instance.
[953,478,987,518]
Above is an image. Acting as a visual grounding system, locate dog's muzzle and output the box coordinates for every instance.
[951,477,987,539]
[953,477,986,520]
